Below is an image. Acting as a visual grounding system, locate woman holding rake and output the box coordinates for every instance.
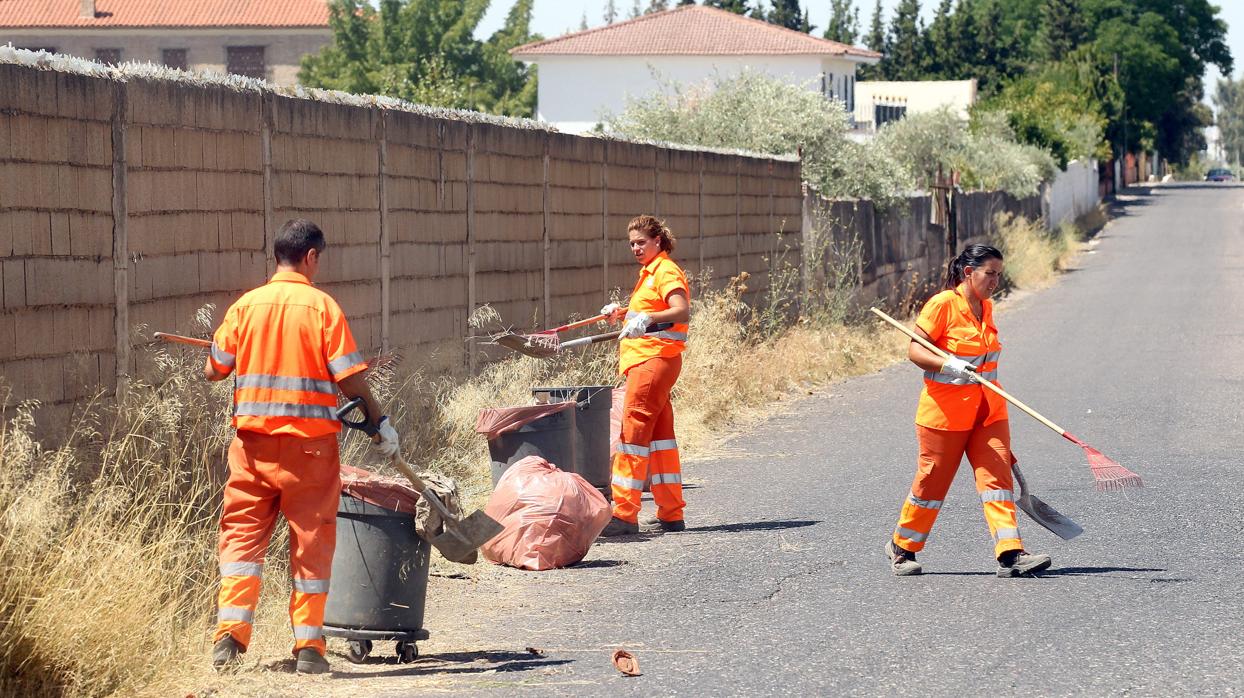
[598,215,691,537]
[886,244,1052,577]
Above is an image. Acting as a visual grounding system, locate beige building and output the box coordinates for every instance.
[853,79,979,131]
[0,0,331,87]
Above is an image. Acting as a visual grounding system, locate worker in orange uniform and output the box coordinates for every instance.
[886,244,1052,578]
[599,215,691,537]
[204,219,398,674]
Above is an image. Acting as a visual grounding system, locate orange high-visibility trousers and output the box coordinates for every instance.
[611,355,685,524]
[892,414,1024,560]
[215,430,340,656]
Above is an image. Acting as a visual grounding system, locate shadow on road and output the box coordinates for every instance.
[567,558,627,569]
[323,649,573,678]
[1040,565,1173,578]
[687,519,819,534]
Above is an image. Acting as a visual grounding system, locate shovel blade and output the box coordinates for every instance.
[430,511,504,563]
[1018,492,1084,541]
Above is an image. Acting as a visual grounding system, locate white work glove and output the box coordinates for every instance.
[940,357,977,382]
[600,302,624,321]
[374,416,400,459]
[619,312,651,339]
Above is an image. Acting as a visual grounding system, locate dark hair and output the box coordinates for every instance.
[274,219,325,265]
[628,214,677,253]
[946,244,1003,288]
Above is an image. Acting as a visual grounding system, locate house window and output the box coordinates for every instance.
[820,72,826,95]
[827,72,836,99]
[94,48,121,65]
[19,46,57,53]
[847,75,855,113]
[162,48,188,71]
[226,46,266,80]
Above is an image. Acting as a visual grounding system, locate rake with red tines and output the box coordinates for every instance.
[870,308,1144,491]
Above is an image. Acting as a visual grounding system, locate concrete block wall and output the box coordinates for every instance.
[0,65,117,417]
[0,61,805,418]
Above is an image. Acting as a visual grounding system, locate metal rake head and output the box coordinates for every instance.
[490,330,561,358]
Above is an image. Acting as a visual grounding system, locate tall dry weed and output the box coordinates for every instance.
[993,212,1085,290]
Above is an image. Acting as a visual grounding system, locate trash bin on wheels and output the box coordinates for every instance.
[324,468,431,663]
[532,385,614,500]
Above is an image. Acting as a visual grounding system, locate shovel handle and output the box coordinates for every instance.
[154,332,212,348]
[336,397,429,493]
[868,307,1068,436]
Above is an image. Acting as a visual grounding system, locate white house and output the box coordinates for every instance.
[852,79,978,131]
[510,5,880,135]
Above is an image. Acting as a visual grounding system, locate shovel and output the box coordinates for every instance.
[336,398,503,562]
[492,322,673,359]
[1012,463,1084,540]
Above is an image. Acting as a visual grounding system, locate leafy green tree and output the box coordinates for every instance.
[704,0,751,13]
[766,0,806,30]
[604,0,618,23]
[864,0,884,50]
[1038,0,1085,61]
[300,0,539,117]
[925,0,955,77]
[883,0,927,80]
[1214,78,1244,167]
[646,0,670,13]
[630,0,642,19]
[824,0,860,44]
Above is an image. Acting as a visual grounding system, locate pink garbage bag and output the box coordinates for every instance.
[480,455,611,571]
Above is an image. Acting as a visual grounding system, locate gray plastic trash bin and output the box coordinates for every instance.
[532,385,613,499]
[323,494,430,663]
[486,406,577,487]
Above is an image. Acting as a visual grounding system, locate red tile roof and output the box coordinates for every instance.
[0,0,330,28]
[512,5,879,59]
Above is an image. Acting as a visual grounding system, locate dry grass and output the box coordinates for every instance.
[0,209,1092,696]
[993,211,1088,290]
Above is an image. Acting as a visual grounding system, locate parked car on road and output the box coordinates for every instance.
[1205,168,1235,182]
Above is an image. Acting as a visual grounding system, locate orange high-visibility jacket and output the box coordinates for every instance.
[619,252,689,375]
[208,271,367,437]
[914,283,1007,430]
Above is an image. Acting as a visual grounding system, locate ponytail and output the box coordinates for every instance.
[946,244,1003,288]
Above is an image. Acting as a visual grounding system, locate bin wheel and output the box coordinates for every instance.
[396,640,419,663]
[346,639,372,663]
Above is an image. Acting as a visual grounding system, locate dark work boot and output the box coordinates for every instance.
[211,635,243,672]
[997,550,1052,577]
[295,647,330,674]
[885,540,923,576]
[640,514,686,533]
[599,516,639,537]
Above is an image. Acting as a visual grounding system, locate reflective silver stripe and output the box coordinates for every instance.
[895,526,927,543]
[993,527,1021,541]
[328,351,365,376]
[982,351,1001,365]
[234,402,337,421]
[650,439,678,452]
[292,625,323,641]
[906,494,943,510]
[611,474,645,490]
[650,331,687,341]
[217,606,254,623]
[923,370,998,385]
[292,578,330,594]
[220,561,263,578]
[211,342,235,368]
[649,472,682,485]
[617,443,649,457]
[236,374,336,395]
[980,490,1016,503]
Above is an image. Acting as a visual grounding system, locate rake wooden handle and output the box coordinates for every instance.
[557,322,674,350]
[869,307,1068,436]
[154,332,212,348]
[543,313,608,334]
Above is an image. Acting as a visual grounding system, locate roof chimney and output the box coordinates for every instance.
[80,0,96,19]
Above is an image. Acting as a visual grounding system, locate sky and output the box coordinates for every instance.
[476,0,1244,105]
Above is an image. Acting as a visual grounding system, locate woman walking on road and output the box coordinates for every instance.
[886,244,1052,577]
[598,215,691,537]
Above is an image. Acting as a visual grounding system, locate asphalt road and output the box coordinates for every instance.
[365,183,1244,696]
